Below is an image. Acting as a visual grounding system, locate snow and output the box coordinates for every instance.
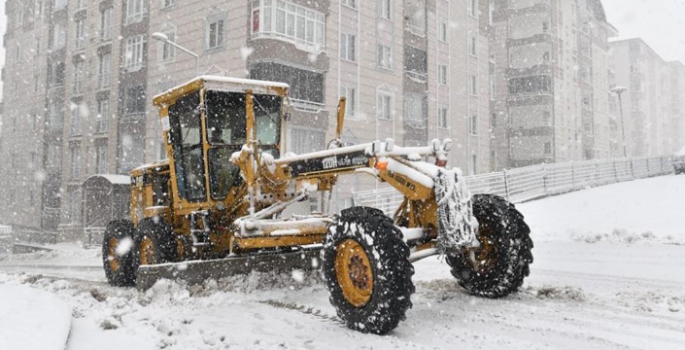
[0,175,684,349]
[0,283,71,350]
[86,174,131,185]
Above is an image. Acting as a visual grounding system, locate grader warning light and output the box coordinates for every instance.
[102,76,533,334]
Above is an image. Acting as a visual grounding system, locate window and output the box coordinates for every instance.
[160,31,176,61]
[340,87,356,117]
[470,115,478,135]
[439,21,448,42]
[48,62,66,87]
[470,75,477,95]
[250,62,324,104]
[470,0,477,17]
[124,35,146,70]
[125,0,147,25]
[342,0,356,8]
[68,187,81,224]
[51,22,66,49]
[14,43,21,62]
[75,18,86,50]
[544,142,552,155]
[406,0,426,34]
[290,128,325,154]
[96,143,108,174]
[73,61,84,95]
[70,104,82,136]
[161,0,176,9]
[543,111,552,126]
[97,52,111,88]
[470,36,477,56]
[491,112,497,128]
[508,76,552,95]
[405,93,427,128]
[97,99,110,132]
[377,44,392,69]
[252,0,325,48]
[46,144,62,171]
[438,65,448,85]
[542,22,549,33]
[206,17,225,49]
[48,102,64,131]
[35,38,41,55]
[125,85,146,115]
[100,8,112,40]
[404,45,427,81]
[340,33,356,61]
[543,51,550,62]
[71,146,81,178]
[438,107,448,128]
[379,0,392,19]
[377,90,393,120]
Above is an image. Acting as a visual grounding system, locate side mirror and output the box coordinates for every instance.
[442,139,453,152]
[385,138,394,152]
[431,139,441,153]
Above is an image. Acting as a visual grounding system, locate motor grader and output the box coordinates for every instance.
[102,76,533,334]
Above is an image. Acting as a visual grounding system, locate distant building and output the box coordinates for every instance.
[490,0,617,168]
[609,39,685,157]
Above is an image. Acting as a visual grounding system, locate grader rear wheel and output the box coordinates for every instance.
[323,207,414,335]
[446,194,533,298]
[102,220,135,287]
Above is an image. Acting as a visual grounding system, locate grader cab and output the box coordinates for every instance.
[102,76,533,334]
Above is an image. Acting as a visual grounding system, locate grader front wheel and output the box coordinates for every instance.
[323,207,414,335]
[446,194,534,298]
[132,219,178,274]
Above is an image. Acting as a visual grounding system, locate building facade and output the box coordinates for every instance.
[490,0,617,168]
[609,38,685,158]
[146,0,495,212]
[1,0,494,239]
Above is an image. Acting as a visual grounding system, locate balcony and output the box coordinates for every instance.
[290,99,325,113]
[405,70,428,83]
[120,112,145,124]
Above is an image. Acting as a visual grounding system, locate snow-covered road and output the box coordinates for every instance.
[1,174,684,349]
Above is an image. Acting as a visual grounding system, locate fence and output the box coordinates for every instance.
[353,155,674,215]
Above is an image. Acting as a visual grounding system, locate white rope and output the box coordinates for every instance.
[434,168,479,252]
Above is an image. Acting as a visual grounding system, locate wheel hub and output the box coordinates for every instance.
[107,237,120,271]
[466,226,498,274]
[335,239,374,307]
[139,236,156,266]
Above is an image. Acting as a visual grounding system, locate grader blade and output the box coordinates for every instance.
[135,247,322,291]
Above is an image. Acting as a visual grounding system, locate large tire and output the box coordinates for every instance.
[446,194,533,298]
[102,220,136,287]
[131,218,178,274]
[322,207,414,335]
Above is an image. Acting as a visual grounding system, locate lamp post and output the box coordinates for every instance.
[151,32,199,77]
[611,86,628,158]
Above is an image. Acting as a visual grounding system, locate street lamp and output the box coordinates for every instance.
[151,32,199,77]
[611,86,628,158]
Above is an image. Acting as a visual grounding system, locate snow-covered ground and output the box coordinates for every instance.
[1,174,684,349]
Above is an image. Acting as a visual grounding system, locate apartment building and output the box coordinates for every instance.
[147,0,494,211]
[0,0,150,240]
[490,0,616,168]
[0,0,494,240]
[609,38,685,157]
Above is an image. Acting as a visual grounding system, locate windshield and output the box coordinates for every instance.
[168,91,206,202]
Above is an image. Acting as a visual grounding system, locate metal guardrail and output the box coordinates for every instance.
[353,155,674,215]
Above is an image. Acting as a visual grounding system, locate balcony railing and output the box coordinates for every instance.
[405,70,428,83]
[289,99,325,113]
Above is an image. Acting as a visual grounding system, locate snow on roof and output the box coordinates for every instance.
[153,75,290,102]
[676,146,685,156]
[86,174,131,185]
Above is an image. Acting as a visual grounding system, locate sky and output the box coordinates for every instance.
[603,0,685,63]
[0,0,684,102]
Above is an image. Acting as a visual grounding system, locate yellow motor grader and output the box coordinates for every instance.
[102,76,533,334]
